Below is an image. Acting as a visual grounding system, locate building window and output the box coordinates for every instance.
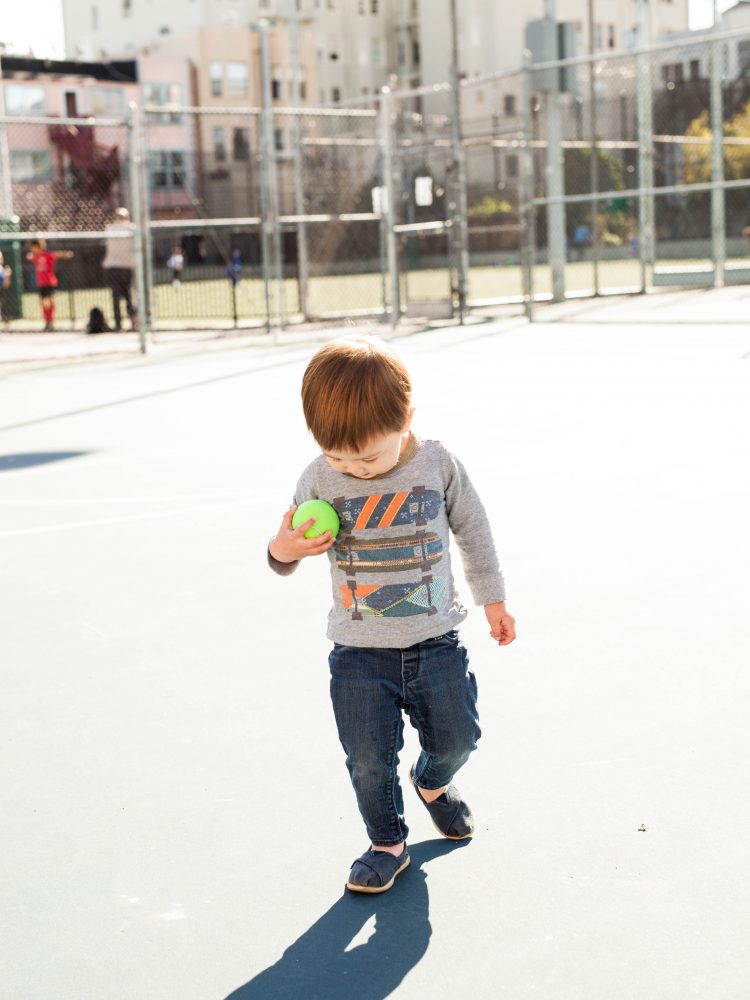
[331,86,341,103]
[210,62,223,98]
[272,79,282,100]
[506,154,519,178]
[214,126,226,162]
[143,83,183,123]
[300,80,307,100]
[327,0,335,8]
[150,150,186,189]
[358,0,365,12]
[4,85,47,116]
[412,39,420,66]
[504,93,516,116]
[371,0,378,12]
[674,62,684,82]
[92,5,98,29]
[690,59,700,81]
[89,87,125,115]
[10,150,53,183]
[123,0,131,15]
[607,24,615,48]
[233,127,250,161]
[371,39,381,65]
[227,62,248,96]
[274,128,284,151]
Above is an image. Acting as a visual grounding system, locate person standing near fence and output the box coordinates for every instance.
[26,240,74,332]
[0,251,12,324]
[102,208,138,331]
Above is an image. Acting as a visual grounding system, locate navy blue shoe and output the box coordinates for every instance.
[410,765,475,840]
[346,845,411,893]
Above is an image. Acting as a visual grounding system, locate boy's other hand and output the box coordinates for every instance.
[484,602,516,646]
[269,506,336,564]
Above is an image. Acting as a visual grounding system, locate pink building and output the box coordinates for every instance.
[0,53,196,229]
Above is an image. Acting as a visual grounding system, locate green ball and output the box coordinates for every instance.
[291,499,340,539]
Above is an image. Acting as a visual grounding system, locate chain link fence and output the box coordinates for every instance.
[528,24,750,306]
[3,24,750,343]
[0,112,134,329]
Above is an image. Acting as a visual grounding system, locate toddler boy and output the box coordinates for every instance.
[268,337,515,893]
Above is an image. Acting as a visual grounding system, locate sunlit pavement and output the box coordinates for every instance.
[2,290,749,999]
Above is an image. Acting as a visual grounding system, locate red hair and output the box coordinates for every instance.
[301,338,412,451]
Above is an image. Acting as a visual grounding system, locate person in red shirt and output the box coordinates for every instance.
[26,240,74,331]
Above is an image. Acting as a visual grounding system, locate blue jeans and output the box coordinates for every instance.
[328,631,480,846]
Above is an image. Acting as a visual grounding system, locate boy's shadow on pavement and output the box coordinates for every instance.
[224,838,468,1000]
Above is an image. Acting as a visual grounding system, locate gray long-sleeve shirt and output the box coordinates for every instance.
[268,436,506,648]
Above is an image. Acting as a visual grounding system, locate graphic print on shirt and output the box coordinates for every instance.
[332,487,444,621]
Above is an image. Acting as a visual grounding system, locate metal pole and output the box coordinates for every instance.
[399,0,411,85]
[380,87,400,325]
[257,20,282,332]
[587,0,600,294]
[635,0,654,293]
[544,0,566,302]
[520,52,536,321]
[127,101,149,354]
[138,105,155,333]
[449,0,470,323]
[289,0,310,319]
[710,1,726,288]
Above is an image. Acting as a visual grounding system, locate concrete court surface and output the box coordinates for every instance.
[1,290,749,1000]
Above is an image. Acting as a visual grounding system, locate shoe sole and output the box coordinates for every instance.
[428,818,474,840]
[346,854,411,894]
[410,768,475,840]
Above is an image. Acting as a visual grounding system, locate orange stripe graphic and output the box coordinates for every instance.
[379,491,410,528]
[355,494,382,530]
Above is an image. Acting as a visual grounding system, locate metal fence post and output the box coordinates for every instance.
[258,19,283,332]
[636,0,655,293]
[137,105,155,333]
[520,53,537,321]
[587,0,600,296]
[449,0,470,323]
[543,1,566,302]
[289,0,310,319]
[380,87,400,326]
[710,26,726,288]
[128,101,149,354]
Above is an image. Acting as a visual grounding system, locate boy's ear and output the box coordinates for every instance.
[401,407,415,433]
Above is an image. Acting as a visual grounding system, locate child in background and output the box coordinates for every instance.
[268,337,516,894]
[26,240,74,332]
[167,245,184,288]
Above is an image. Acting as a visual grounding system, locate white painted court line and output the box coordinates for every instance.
[0,498,256,538]
[0,491,255,506]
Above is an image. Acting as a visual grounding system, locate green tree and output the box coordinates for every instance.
[683,101,750,184]
[681,100,750,234]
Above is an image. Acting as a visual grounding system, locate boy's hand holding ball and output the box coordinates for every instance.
[270,499,339,564]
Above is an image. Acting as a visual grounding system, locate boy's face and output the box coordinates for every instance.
[322,414,413,480]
